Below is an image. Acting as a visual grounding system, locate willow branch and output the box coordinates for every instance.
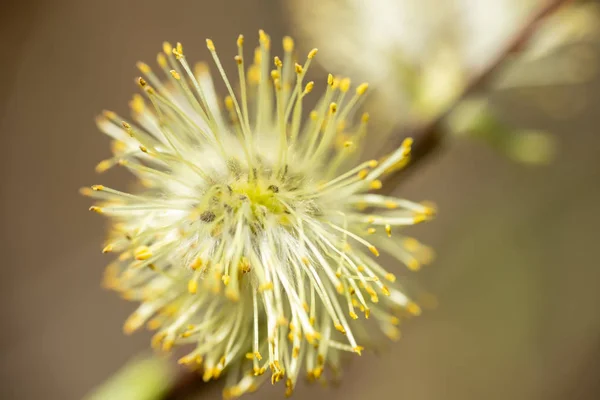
[381,0,572,193]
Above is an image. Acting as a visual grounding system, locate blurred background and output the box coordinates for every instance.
[1,0,599,399]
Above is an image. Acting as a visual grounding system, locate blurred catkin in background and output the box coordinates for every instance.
[1,0,600,399]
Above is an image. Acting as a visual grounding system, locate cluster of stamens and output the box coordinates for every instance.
[83,30,435,398]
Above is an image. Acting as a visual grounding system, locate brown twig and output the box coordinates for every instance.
[159,1,570,398]
[381,0,572,193]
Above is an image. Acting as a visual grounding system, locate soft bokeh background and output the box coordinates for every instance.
[1,0,599,399]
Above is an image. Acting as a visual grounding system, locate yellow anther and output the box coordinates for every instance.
[386,327,401,341]
[367,227,376,235]
[89,206,103,214]
[146,318,162,331]
[420,201,438,216]
[222,274,230,285]
[401,137,414,153]
[292,347,300,359]
[366,285,377,298]
[361,112,370,123]
[331,77,340,89]
[181,330,193,338]
[295,63,303,74]
[245,352,254,360]
[139,145,148,153]
[123,313,143,335]
[413,214,428,224]
[194,61,209,76]
[206,39,215,51]
[308,48,318,59]
[92,185,104,191]
[339,78,351,92]
[224,95,234,111]
[157,53,167,68]
[304,81,314,93]
[327,73,334,86]
[170,70,181,80]
[357,169,369,180]
[313,366,323,379]
[305,331,321,344]
[102,244,113,253]
[137,77,147,87]
[385,273,396,283]
[178,354,195,365]
[134,246,152,260]
[149,332,166,349]
[364,308,371,319]
[402,237,419,252]
[79,187,93,197]
[173,42,183,59]
[102,110,117,120]
[343,140,353,148]
[162,42,172,55]
[136,62,151,74]
[364,160,377,170]
[329,102,337,114]
[390,316,400,326]
[356,82,369,95]
[188,279,198,294]
[202,369,214,382]
[234,55,242,65]
[381,285,391,296]
[270,70,280,80]
[258,29,269,45]
[385,224,392,237]
[188,257,202,270]
[309,110,318,120]
[369,180,382,190]
[352,346,364,355]
[259,282,273,292]
[383,201,397,209]
[273,56,282,68]
[225,288,240,301]
[283,36,294,52]
[407,302,422,316]
[253,47,262,64]
[95,160,112,173]
[349,311,358,320]
[407,259,421,271]
[162,338,175,352]
[254,351,263,361]
[130,94,145,114]
[334,323,346,334]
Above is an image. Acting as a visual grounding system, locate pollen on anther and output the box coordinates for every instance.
[368,245,380,257]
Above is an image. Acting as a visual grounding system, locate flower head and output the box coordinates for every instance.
[84,31,435,398]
